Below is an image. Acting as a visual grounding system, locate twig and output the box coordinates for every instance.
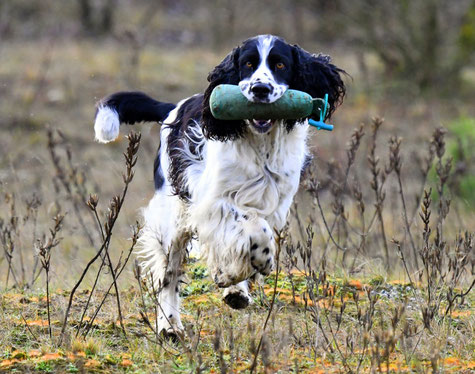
[249,229,282,373]
[389,136,419,269]
[391,238,414,285]
[37,213,65,341]
[47,129,95,247]
[59,132,141,345]
[368,118,390,270]
[20,313,39,343]
[82,222,141,338]
[444,277,475,316]
[319,124,365,255]
[313,183,347,252]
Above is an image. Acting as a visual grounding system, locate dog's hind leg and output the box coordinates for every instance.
[137,190,190,338]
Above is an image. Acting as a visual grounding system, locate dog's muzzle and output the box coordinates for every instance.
[250,83,273,102]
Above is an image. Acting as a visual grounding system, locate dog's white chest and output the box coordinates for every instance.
[203,124,307,219]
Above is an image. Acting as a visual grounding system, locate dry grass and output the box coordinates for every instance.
[0,266,473,372]
[0,37,474,373]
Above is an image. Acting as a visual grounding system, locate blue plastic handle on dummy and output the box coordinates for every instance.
[308,119,334,131]
[308,93,333,131]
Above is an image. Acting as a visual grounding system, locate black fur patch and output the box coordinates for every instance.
[166,95,205,200]
[202,47,247,141]
[300,154,314,177]
[97,91,176,125]
[290,46,346,120]
[153,143,165,190]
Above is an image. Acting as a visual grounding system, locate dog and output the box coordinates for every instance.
[94,35,345,337]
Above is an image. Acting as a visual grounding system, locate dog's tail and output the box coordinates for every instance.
[94,91,176,143]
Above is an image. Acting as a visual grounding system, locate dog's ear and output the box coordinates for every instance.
[291,45,346,120]
[207,46,241,84]
[202,47,246,141]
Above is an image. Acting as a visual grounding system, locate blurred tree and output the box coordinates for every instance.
[0,0,53,38]
[335,0,475,91]
[289,0,304,42]
[456,2,475,73]
[78,0,116,35]
[210,0,237,49]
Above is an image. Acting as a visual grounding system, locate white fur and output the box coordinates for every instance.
[94,106,120,143]
[187,120,307,287]
[135,103,191,334]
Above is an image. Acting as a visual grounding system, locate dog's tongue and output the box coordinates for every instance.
[254,120,269,126]
[252,119,273,132]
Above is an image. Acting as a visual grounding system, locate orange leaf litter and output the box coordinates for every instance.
[25,319,49,326]
[121,358,133,367]
[39,353,63,361]
[84,358,101,368]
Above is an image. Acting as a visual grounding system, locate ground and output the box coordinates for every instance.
[1,259,474,373]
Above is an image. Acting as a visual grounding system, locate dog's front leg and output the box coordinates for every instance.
[223,280,253,309]
[191,200,276,288]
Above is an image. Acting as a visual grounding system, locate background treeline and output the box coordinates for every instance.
[1,0,474,93]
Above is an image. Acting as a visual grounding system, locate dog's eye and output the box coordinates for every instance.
[276,62,285,70]
[246,61,253,68]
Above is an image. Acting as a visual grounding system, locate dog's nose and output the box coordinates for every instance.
[251,83,272,98]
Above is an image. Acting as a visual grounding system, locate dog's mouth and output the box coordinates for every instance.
[251,119,274,133]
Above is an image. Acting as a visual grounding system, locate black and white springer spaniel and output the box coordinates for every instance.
[94,35,345,336]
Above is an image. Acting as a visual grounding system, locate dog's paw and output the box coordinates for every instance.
[157,310,183,340]
[207,216,275,287]
[160,328,182,343]
[224,291,250,309]
[244,217,275,276]
[223,284,252,309]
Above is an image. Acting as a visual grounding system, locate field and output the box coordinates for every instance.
[0,267,474,373]
[0,2,475,372]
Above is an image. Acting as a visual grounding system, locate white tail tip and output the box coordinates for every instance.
[94,106,120,143]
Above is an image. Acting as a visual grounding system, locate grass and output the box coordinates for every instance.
[0,38,474,373]
[0,266,474,373]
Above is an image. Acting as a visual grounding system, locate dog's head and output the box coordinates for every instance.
[202,35,346,140]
